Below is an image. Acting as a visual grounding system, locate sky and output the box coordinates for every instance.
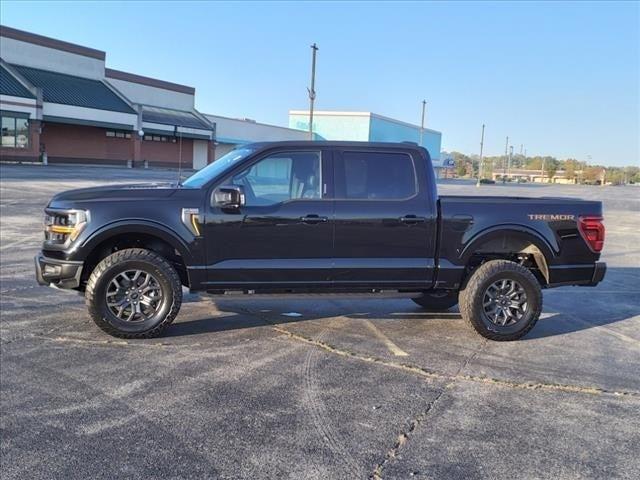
[1,1,638,166]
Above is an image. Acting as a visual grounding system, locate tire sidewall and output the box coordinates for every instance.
[93,258,176,334]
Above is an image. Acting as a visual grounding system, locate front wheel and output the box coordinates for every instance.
[85,248,182,338]
[459,260,542,341]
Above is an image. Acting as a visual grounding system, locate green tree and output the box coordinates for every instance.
[583,166,603,183]
[526,157,543,170]
[564,159,578,181]
[450,151,472,177]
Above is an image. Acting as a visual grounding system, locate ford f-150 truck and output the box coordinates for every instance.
[35,141,606,341]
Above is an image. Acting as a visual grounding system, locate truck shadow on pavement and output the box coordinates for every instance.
[164,301,463,338]
[164,267,639,341]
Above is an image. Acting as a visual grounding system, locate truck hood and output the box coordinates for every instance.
[48,182,182,207]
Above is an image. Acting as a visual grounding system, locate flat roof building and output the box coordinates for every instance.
[288,110,443,165]
[205,114,307,161]
[0,25,307,170]
[1,25,446,172]
[0,25,216,169]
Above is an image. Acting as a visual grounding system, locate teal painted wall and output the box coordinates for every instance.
[369,116,441,160]
[288,112,442,161]
[288,113,370,141]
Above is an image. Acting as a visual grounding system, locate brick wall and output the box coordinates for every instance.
[41,123,132,165]
[141,137,193,168]
[3,121,196,168]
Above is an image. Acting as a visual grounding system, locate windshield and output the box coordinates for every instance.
[182,147,256,188]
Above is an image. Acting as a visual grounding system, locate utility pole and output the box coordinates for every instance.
[541,158,546,183]
[520,144,523,155]
[307,43,318,140]
[578,160,583,184]
[502,136,509,183]
[508,145,513,177]
[420,100,427,145]
[476,124,485,187]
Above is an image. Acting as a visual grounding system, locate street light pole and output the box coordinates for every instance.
[307,43,318,140]
[503,136,509,183]
[476,123,485,187]
[420,100,426,146]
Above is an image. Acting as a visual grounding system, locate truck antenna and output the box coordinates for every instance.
[176,124,183,186]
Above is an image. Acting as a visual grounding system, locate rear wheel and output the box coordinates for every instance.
[412,290,458,311]
[459,259,542,341]
[85,248,182,338]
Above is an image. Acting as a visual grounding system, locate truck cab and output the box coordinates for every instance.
[196,143,437,291]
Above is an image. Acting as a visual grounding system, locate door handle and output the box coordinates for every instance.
[300,214,329,224]
[399,215,426,224]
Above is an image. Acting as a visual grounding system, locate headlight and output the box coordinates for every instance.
[44,209,89,245]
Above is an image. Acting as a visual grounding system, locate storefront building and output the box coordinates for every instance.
[0,25,214,169]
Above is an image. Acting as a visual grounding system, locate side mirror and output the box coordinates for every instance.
[213,185,245,209]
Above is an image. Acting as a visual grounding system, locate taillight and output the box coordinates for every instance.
[578,216,605,253]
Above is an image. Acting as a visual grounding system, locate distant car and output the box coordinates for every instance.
[479,178,496,184]
[517,178,528,183]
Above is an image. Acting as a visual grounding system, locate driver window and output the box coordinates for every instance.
[229,151,322,206]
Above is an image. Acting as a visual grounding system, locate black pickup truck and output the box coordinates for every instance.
[35,141,606,341]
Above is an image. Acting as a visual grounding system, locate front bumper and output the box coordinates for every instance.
[35,253,84,289]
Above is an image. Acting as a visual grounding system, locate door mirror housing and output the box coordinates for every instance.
[213,185,245,209]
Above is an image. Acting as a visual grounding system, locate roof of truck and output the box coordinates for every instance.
[246,140,427,148]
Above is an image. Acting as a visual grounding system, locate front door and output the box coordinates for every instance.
[203,149,333,290]
[332,148,437,288]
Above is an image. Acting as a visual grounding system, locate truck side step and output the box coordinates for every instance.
[200,290,423,301]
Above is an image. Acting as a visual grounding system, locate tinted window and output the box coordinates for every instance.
[229,151,321,206]
[341,151,416,199]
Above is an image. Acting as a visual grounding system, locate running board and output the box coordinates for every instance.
[199,290,423,301]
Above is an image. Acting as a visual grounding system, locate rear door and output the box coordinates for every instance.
[332,147,437,288]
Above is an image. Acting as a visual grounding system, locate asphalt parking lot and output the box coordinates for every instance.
[1,163,639,479]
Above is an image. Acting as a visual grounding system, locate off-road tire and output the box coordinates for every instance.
[459,259,542,341]
[85,248,182,338]
[412,290,458,311]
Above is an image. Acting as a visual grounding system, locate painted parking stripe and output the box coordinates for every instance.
[363,320,409,357]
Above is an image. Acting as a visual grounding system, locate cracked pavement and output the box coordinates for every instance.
[1,164,639,479]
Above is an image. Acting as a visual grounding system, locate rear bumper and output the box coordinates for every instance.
[548,262,606,287]
[588,261,607,286]
[35,253,84,289]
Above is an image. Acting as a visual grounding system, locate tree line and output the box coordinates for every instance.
[444,151,640,185]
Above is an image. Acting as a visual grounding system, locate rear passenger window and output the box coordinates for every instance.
[341,151,416,200]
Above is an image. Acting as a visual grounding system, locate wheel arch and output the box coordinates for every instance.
[78,221,195,288]
[460,225,557,284]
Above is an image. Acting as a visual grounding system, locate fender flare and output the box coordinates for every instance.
[79,220,195,265]
[459,224,557,280]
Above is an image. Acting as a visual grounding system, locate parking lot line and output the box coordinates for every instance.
[363,319,409,356]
